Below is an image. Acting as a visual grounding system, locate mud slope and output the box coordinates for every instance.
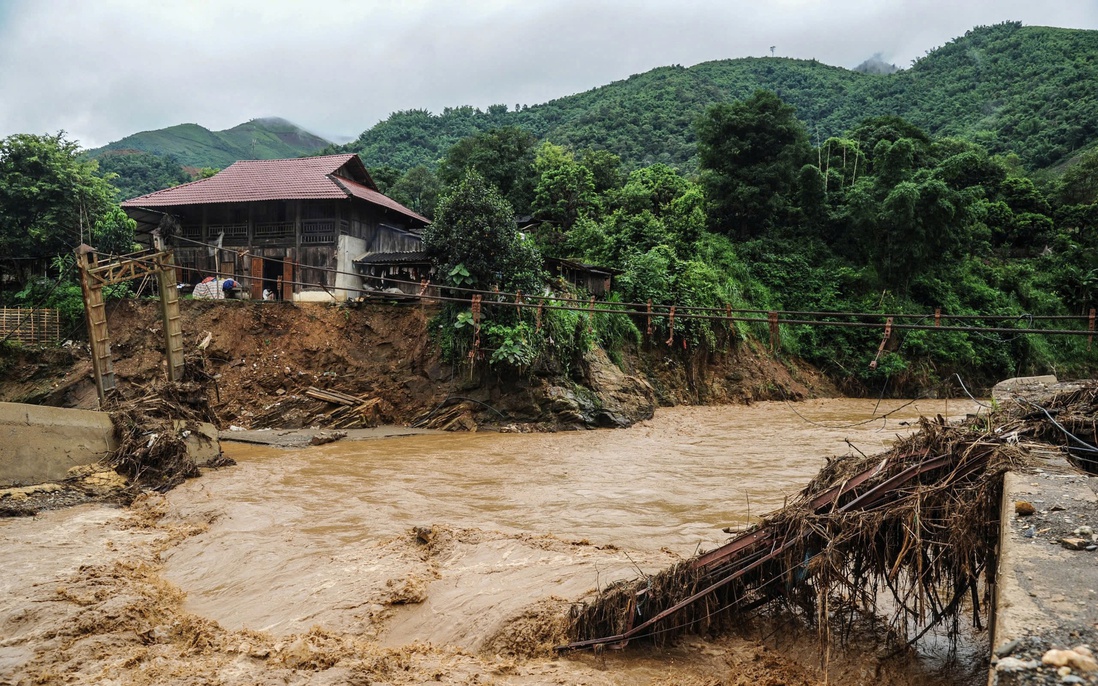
[0,300,832,430]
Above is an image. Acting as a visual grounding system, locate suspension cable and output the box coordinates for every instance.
[152,234,1098,338]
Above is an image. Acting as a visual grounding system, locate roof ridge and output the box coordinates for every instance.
[226,152,355,165]
[123,175,215,203]
[326,174,354,200]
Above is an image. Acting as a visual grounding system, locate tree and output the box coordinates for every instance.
[0,132,134,286]
[94,151,191,200]
[531,142,596,239]
[696,90,811,238]
[438,126,537,216]
[423,170,542,294]
[874,177,973,290]
[848,116,932,165]
[579,149,624,194]
[388,165,441,220]
[368,165,402,193]
[570,164,704,267]
[1060,148,1098,205]
[873,138,917,187]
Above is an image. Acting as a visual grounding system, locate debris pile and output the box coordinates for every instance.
[106,355,225,492]
[303,387,388,429]
[1021,384,1098,474]
[564,384,1098,653]
[246,387,392,430]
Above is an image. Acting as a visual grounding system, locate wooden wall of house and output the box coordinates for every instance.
[175,200,420,250]
[293,246,336,292]
[165,197,422,300]
[360,222,422,254]
[172,245,336,298]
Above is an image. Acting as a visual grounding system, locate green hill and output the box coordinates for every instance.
[89,117,330,170]
[91,22,1098,196]
[341,22,1098,172]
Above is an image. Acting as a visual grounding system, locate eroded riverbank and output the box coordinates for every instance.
[0,400,985,685]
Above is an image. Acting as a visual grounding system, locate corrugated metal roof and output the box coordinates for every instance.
[354,251,429,265]
[120,153,428,225]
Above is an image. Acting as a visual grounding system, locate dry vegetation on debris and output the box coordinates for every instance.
[105,358,225,492]
[565,384,1098,659]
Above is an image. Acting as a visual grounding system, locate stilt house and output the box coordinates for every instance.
[121,154,429,301]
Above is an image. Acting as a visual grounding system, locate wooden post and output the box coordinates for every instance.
[282,257,294,302]
[250,255,264,300]
[1090,308,1095,351]
[157,252,186,382]
[76,245,115,406]
[768,311,779,352]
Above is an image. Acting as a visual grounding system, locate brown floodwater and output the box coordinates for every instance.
[215,397,978,549]
[162,399,979,639]
[1,398,986,685]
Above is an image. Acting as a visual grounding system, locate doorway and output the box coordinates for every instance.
[262,257,284,301]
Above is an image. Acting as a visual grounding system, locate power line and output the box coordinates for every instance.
[160,235,1098,338]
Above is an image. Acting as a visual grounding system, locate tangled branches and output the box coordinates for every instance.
[565,403,1045,652]
[105,354,223,492]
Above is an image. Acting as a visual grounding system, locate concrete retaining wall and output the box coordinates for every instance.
[990,466,1098,683]
[0,402,118,486]
[0,402,223,487]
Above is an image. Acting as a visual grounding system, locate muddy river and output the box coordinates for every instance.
[1,399,986,685]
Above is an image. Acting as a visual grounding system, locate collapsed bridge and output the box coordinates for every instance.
[560,384,1098,671]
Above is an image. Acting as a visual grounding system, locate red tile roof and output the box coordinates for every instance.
[330,176,429,224]
[121,154,427,225]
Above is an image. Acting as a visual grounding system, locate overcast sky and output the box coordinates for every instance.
[0,0,1095,149]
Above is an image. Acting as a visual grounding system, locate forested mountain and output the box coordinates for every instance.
[94,23,1097,191]
[88,117,330,170]
[94,150,194,200]
[340,22,1098,172]
[7,22,1098,396]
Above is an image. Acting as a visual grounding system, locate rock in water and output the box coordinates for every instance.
[309,430,347,446]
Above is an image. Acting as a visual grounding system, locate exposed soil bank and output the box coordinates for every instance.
[0,299,833,431]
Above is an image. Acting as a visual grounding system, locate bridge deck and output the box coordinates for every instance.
[991,461,1098,684]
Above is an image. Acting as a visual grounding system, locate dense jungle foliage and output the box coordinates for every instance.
[340,23,1098,175]
[0,133,137,333]
[424,82,1098,393]
[95,150,193,200]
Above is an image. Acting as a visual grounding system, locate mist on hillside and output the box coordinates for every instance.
[854,53,901,74]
